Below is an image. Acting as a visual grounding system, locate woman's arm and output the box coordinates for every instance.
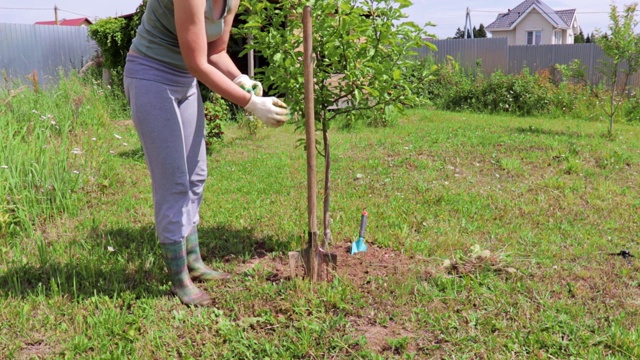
[174,0,250,106]
[207,0,243,80]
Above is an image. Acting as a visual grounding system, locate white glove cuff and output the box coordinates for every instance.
[244,93,256,111]
[233,74,250,85]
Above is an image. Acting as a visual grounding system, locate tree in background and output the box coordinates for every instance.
[87,1,147,88]
[586,32,599,43]
[453,27,466,39]
[474,24,487,38]
[452,23,486,39]
[574,29,585,43]
[238,0,434,244]
[595,2,640,134]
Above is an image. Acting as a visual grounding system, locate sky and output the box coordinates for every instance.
[0,0,628,39]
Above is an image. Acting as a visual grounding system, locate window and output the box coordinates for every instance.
[554,30,562,44]
[526,30,542,45]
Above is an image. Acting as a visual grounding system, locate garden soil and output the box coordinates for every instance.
[230,240,426,354]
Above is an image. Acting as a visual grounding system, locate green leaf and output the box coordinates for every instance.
[244,22,262,28]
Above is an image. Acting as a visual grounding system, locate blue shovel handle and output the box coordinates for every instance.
[359,211,368,238]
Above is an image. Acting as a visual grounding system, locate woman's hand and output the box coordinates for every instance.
[244,95,290,127]
[233,74,263,96]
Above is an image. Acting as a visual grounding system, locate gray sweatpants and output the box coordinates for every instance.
[123,53,206,244]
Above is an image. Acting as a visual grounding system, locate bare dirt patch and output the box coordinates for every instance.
[232,240,420,285]
[18,339,54,360]
[349,319,417,353]
[335,241,420,285]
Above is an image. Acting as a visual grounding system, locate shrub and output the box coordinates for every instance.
[401,55,437,108]
[203,93,229,149]
[425,56,476,112]
[88,1,146,89]
[368,105,400,128]
[624,93,640,123]
[237,112,261,137]
[550,82,593,118]
[422,57,602,120]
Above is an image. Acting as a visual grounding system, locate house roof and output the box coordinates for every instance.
[35,17,93,26]
[486,0,574,31]
[117,13,137,19]
[556,9,577,27]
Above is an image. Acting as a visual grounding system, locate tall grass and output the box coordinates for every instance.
[0,72,129,237]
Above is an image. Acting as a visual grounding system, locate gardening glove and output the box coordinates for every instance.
[233,74,263,96]
[244,94,290,128]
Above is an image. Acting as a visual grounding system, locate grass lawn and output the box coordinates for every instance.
[1,86,639,358]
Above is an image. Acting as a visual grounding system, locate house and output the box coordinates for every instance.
[486,0,579,45]
[35,17,93,27]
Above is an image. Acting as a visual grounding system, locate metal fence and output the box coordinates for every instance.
[417,38,640,88]
[0,23,98,88]
[416,38,509,77]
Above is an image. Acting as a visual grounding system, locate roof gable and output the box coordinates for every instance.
[556,9,577,27]
[486,0,574,31]
[35,17,93,26]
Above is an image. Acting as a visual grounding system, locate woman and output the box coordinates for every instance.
[124,0,289,306]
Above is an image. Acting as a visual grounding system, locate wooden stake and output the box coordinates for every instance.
[302,5,319,280]
[248,34,255,78]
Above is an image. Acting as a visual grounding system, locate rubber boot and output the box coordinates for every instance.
[186,231,232,281]
[159,241,212,306]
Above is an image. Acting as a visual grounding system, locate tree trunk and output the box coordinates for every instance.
[322,115,331,249]
[610,77,616,134]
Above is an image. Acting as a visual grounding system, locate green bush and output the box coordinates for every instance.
[424,56,486,113]
[366,105,400,128]
[624,93,640,123]
[401,55,437,108]
[203,93,229,149]
[421,57,603,120]
[88,0,146,89]
[451,67,553,115]
[549,82,594,119]
[478,68,554,116]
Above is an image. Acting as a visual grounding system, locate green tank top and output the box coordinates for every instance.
[130,0,232,71]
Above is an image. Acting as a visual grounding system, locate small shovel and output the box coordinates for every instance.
[351,210,368,255]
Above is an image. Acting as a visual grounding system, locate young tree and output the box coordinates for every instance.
[595,2,640,134]
[239,0,434,245]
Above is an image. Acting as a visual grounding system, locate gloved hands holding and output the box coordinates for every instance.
[233,74,263,96]
[244,94,290,128]
[234,74,289,127]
